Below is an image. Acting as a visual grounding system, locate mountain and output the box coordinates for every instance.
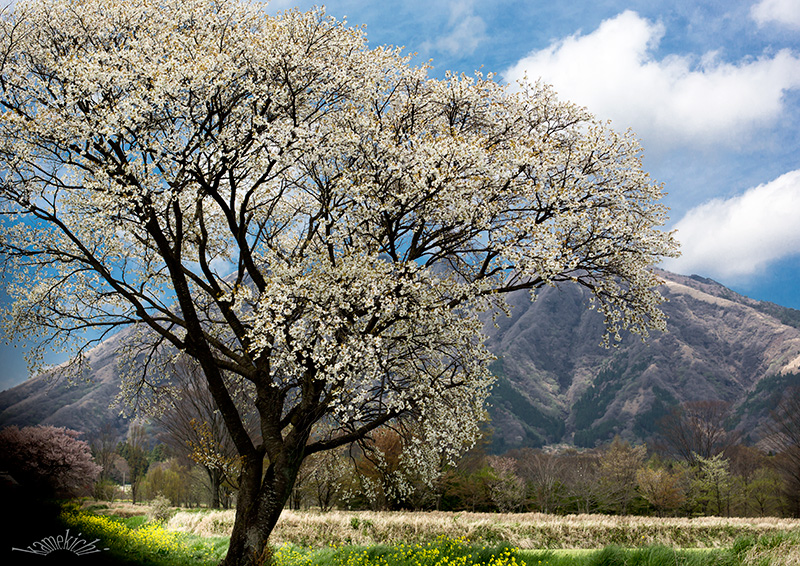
[1,270,799,451]
[483,270,800,452]
[0,332,130,439]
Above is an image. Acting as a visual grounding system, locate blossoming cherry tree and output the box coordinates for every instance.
[0,1,678,564]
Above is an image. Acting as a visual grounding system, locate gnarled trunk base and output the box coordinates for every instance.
[221,454,302,566]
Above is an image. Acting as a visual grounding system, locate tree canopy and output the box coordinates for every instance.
[0,0,678,564]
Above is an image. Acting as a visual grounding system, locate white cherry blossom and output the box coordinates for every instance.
[0,1,678,565]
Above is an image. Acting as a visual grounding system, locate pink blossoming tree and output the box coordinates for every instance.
[0,425,101,497]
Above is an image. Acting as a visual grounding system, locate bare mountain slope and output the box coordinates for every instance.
[484,270,800,451]
[0,333,129,438]
[1,270,799,452]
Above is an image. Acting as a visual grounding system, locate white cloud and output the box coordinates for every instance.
[752,0,800,29]
[502,11,800,149]
[662,170,800,279]
[422,0,487,57]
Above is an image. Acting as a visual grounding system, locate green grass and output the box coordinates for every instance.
[58,504,800,566]
[273,539,739,566]
[518,546,738,566]
[119,515,150,530]
[59,503,228,566]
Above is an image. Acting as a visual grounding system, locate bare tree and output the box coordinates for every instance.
[112,455,130,489]
[118,421,150,504]
[155,357,250,508]
[597,437,647,514]
[765,386,800,516]
[658,400,739,465]
[88,422,122,483]
[636,464,687,517]
[513,448,563,513]
[486,455,525,512]
[561,450,602,513]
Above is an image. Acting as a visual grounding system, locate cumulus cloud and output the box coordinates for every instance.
[422,0,487,57]
[751,0,800,29]
[502,11,800,149]
[662,170,800,279]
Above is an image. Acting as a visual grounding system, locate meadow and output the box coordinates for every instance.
[163,508,800,550]
[65,501,800,566]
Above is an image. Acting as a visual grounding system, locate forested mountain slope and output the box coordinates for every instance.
[2,270,799,451]
[484,270,800,451]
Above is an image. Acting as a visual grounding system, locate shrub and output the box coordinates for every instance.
[148,493,174,523]
[94,478,118,501]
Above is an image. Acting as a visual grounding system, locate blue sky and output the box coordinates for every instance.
[263,0,800,301]
[1,0,799,390]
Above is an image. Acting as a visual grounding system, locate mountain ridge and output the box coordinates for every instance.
[1,269,799,452]
[484,269,800,451]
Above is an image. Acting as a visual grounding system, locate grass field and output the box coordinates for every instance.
[69,502,800,566]
[163,507,800,550]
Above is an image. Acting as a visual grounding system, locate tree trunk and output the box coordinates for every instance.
[221,452,303,566]
[208,467,222,510]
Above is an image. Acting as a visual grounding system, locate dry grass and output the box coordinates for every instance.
[82,500,155,518]
[163,509,800,550]
[743,542,800,566]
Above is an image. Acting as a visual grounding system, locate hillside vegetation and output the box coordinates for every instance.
[3,270,800,454]
[484,269,800,450]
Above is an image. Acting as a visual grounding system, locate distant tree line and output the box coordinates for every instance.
[3,386,799,519]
